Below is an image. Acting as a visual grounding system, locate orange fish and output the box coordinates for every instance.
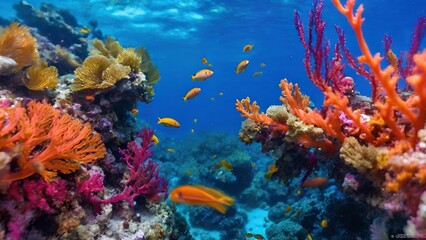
[235,60,249,74]
[301,177,329,188]
[157,117,180,128]
[85,94,95,101]
[169,185,234,214]
[192,69,214,81]
[264,161,278,180]
[131,108,138,116]
[183,88,201,101]
[201,57,208,64]
[243,44,254,52]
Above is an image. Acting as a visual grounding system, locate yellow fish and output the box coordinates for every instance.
[157,117,180,128]
[169,185,234,214]
[212,159,233,172]
[321,219,328,228]
[245,233,253,238]
[235,60,249,74]
[194,118,197,123]
[218,92,223,96]
[191,129,195,133]
[307,233,313,240]
[260,63,266,67]
[192,69,214,81]
[285,205,292,213]
[243,44,254,52]
[79,28,91,34]
[252,71,262,78]
[297,189,302,195]
[185,171,192,175]
[167,148,175,152]
[201,57,208,64]
[253,234,264,240]
[150,135,159,145]
[183,88,201,101]
[207,63,213,68]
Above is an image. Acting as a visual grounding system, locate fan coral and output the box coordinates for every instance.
[23,59,58,90]
[0,22,38,74]
[0,101,106,182]
[70,55,131,91]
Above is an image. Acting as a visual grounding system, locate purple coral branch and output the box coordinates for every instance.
[399,17,426,80]
[294,0,348,93]
[78,128,168,214]
[335,25,378,100]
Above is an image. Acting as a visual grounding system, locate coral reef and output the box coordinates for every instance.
[0,2,171,239]
[236,0,426,237]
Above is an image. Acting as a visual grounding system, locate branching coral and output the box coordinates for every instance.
[0,22,38,73]
[0,101,106,182]
[78,128,168,213]
[24,59,58,90]
[332,0,426,149]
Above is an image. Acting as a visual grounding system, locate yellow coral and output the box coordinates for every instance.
[24,59,58,90]
[71,55,130,91]
[0,22,39,72]
[340,137,378,174]
[91,37,123,58]
[137,46,160,84]
[117,48,141,72]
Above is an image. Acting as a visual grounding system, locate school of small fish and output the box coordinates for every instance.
[149,44,329,238]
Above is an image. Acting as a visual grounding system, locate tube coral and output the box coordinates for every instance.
[0,101,106,182]
[0,22,38,73]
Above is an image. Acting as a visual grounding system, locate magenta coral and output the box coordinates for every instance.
[1,178,69,239]
[78,128,168,214]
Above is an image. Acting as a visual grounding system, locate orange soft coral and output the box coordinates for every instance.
[279,79,346,142]
[0,101,106,182]
[333,0,426,148]
[235,97,289,132]
[0,22,39,72]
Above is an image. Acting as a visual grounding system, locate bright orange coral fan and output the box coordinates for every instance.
[235,97,289,132]
[332,0,426,149]
[0,22,39,72]
[0,101,106,182]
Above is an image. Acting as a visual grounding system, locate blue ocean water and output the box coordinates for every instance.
[2,0,424,136]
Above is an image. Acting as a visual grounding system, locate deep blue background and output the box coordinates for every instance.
[1,0,425,137]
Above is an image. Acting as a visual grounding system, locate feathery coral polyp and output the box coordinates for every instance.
[0,101,106,182]
[0,22,38,73]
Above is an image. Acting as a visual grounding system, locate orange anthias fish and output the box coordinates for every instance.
[169,185,234,214]
[131,108,138,116]
[243,44,254,52]
[183,87,201,101]
[264,161,278,180]
[235,60,249,74]
[157,117,180,128]
[301,177,329,188]
[192,69,214,81]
